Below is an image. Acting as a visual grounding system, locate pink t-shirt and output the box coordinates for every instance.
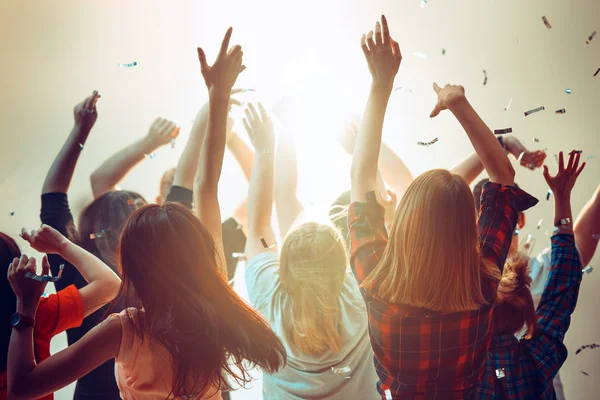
[114,309,222,400]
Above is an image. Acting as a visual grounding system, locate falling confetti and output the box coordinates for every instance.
[420,0,427,8]
[504,98,513,111]
[495,368,506,379]
[546,189,552,201]
[537,218,543,230]
[260,238,277,249]
[482,70,488,86]
[571,150,583,155]
[144,152,156,159]
[542,16,552,29]
[10,212,14,216]
[417,138,438,146]
[232,252,245,259]
[594,68,600,77]
[127,198,145,206]
[118,61,138,68]
[26,264,64,283]
[332,366,352,374]
[441,48,446,55]
[582,371,589,376]
[79,143,84,149]
[583,266,593,274]
[90,230,106,240]
[413,52,429,60]
[524,106,545,116]
[586,30,597,45]
[575,343,599,355]
[514,228,520,236]
[534,138,540,142]
[565,88,572,94]
[494,128,513,135]
[555,108,566,114]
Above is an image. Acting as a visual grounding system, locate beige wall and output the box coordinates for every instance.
[1,1,598,399]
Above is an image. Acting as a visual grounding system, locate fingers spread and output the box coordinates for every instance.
[432,82,441,93]
[374,22,382,45]
[219,27,233,56]
[381,15,390,45]
[197,48,208,71]
[558,151,564,171]
[430,105,441,118]
[542,164,551,185]
[575,162,586,178]
[391,39,401,60]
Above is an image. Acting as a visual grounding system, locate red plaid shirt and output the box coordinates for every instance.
[348,183,537,399]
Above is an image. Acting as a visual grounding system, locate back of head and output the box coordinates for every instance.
[158,167,177,205]
[329,190,351,242]
[280,222,348,355]
[117,203,285,397]
[492,251,539,339]
[364,169,499,312]
[78,190,147,272]
[1,232,21,371]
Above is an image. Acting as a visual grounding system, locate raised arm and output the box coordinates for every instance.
[574,184,600,266]
[42,91,100,195]
[7,257,120,399]
[274,128,303,238]
[90,117,179,198]
[226,120,254,231]
[351,15,401,202]
[430,86,515,186]
[244,103,277,262]
[450,136,546,185]
[194,27,245,275]
[21,224,121,317]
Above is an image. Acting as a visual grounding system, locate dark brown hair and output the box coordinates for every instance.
[492,251,540,339]
[1,232,21,371]
[117,203,286,397]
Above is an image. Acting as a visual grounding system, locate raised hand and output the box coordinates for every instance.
[197,27,245,93]
[73,90,101,130]
[543,151,586,199]
[147,117,180,147]
[7,255,49,307]
[360,15,402,88]
[20,224,68,255]
[518,150,547,170]
[430,83,467,118]
[243,103,274,154]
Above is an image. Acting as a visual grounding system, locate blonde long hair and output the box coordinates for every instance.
[362,169,500,313]
[280,222,348,355]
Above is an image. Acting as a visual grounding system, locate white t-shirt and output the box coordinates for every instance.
[245,252,380,400]
[528,247,565,400]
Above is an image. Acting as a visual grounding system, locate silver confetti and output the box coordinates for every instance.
[575,343,599,355]
[420,0,427,8]
[504,98,513,111]
[118,61,138,68]
[79,143,84,149]
[524,106,545,116]
[534,137,540,142]
[537,218,544,230]
[555,108,566,114]
[494,128,512,135]
[495,368,506,379]
[583,266,593,274]
[144,152,157,159]
[25,264,64,283]
[542,16,552,29]
[586,30,597,45]
[417,138,438,146]
[483,70,488,86]
[332,366,352,374]
[546,189,552,201]
[565,88,572,94]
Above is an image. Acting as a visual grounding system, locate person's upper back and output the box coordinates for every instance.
[114,309,222,400]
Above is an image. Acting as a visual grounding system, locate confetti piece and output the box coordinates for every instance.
[494,128,513,135]
[144,152,156,159]
[565,88,572,94]
[413,52,429,60]
[593,234,600,239]
[482,70,488,86]
[171,138,176,149]
[583,266,593,274]
[542,16,552,29]
[420,0,427,8]
[90,230,106,240]
[25,264,64,283]
[504,98,513,111]
[118,61,138,68]
[495,368,506,379]
[575,343,599,355]
[417,138,438,146]
[332,366,352,374]
[79,143,84,149]
[232,252,245,259]
[10,212,14,216]
[534,138,540,142]
[441,48,446,55]
[546,190,552,201]
[553,226,560,234]
[582,371,589,376]
[537,218,543,230]
[555,108,566,114]
[524,106,545,116]
[586,30,597,45]
[514,228,520,236]
[594,68,600,77]
[127,198,145,206]
[260,238,276,249]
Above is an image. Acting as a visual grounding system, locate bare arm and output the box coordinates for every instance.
[172,105,209,190]
[90,118,179,198]
[194,28,244,276]
[574,184,600,266]
[244,103,277,262]
[274,129,303,238]
[226,130,255,234]
[42,92,100,195]
[378,143,413,198]
[21,225,121,317]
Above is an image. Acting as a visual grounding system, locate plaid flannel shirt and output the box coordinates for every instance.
[348,183,537,399]
[477,234,583,399]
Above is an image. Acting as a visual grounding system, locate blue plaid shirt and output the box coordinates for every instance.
[477,233,583,399]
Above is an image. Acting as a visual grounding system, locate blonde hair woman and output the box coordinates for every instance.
[243,102,379,399]
[349,16,538,398]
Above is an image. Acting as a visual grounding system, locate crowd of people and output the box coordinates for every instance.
[1,15,598,400]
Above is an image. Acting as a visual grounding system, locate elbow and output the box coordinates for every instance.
[106,276,122,301]
[7,383,29,400]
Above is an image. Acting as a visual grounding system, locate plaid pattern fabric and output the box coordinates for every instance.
[348,183,538,399]
[478,234,583,399]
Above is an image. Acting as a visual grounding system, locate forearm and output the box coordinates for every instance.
[554,196,574,231]
[90,136,158,198]
[378,143,413,197]
[173,108,208,190]
[574,185,600,265]
[248,152,275,233]
[450,99,514,185]
[42,125,92,194]
[227,134,255,182]
[8,301,37,397]
[60,241,120,287]
[351,83,392,200]
[275,133,302,237]
[450,152,484,184]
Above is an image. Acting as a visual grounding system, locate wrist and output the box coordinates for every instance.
[140,135,161,153]
[448,96,469,113]
[16,301,38,318]
[208,88,232,100]
[370,80,394,94]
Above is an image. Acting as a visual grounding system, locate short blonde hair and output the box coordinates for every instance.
[362,169,500,312]
[280,222,348,355]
